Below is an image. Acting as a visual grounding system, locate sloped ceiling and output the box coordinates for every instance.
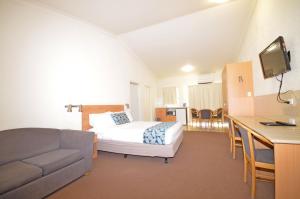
[25,0,240,34]
[119,0,255,78]
[25,0,255,78]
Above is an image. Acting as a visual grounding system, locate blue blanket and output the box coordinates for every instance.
[143,122,176,145]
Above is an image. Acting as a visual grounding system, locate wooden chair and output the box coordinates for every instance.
[190,108,199,126]
[228,118,242,159]
[223,115,231,138]
[212,108,224,126]
[199,109,213,127]
[236,123,275,199]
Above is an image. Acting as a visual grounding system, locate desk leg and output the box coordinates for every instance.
[275,144,300,199]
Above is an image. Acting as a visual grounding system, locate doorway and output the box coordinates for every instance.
[130,82,140,120]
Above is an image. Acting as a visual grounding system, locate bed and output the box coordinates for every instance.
[81,105,184,163]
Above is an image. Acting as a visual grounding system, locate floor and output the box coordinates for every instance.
[48,131,274,199]
[185,122,226,133]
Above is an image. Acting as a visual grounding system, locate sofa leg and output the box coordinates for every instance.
[164,158,168,164]
[124,154,128,158]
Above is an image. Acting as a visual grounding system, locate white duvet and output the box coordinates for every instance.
[90,121,183,145]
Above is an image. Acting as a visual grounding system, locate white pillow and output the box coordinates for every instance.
[89,112,115,129]
[125,109,134,122]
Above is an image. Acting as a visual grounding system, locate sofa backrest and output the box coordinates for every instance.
[0,128,61,165]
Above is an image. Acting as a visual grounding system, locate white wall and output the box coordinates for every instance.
[0,0,157,130]
[237,0,300,96]
[156,71,222,107]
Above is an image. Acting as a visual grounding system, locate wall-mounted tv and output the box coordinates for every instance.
[259,36,291,79]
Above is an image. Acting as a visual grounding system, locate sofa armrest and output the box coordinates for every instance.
[59,130,94,171]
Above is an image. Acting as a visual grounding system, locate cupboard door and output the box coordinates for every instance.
[155,108,166,121]
[223,61,254,116]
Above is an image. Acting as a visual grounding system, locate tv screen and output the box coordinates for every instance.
[259,36,291,79]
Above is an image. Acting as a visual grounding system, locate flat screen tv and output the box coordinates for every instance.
[259,36,291,79]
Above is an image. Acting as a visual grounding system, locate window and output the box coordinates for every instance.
[162,87,177,105]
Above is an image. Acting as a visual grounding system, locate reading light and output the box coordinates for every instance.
[66,104,72,112]
[65,104,82,112]
[181,64,194,73]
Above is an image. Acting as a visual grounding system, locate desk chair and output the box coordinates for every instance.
[229,119,242,159]
[237,124,275,199]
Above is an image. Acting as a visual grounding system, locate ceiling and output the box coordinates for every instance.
[25,0,255,78]
[119,0,255,78]
[25,0,239,34]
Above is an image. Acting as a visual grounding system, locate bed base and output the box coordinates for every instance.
[98,128,183,162]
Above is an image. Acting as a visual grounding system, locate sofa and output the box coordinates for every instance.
[0,128,94,199]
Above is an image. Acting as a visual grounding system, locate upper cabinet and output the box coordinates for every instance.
[222,61,254,116]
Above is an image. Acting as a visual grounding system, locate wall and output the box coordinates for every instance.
[156,71,222,107]
[238,0,300,97]
[0,0,157,130]
[237,0,300,118]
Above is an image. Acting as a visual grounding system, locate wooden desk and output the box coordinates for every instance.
[229,116,300,199]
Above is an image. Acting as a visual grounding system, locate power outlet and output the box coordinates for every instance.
[289,118,296,125]
[288,98,296,105]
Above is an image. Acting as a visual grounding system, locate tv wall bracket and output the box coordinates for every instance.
[287,51,291,62]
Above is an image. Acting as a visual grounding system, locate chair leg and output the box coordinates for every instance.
[243,158,248,183]
[251,166,256,199]
[230,137,233,153]
[232,139,236,159]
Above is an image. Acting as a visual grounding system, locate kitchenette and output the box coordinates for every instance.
[155,107,188,125]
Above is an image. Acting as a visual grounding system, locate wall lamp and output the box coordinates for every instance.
[65,104,82,112]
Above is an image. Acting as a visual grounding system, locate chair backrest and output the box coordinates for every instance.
[216,108,223,118]
[190,108,198,118]
[228,118,240,139]
[199,109,213,119]
[237,124,256,160]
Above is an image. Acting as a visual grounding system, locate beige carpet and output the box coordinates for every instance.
[48,132,274,199]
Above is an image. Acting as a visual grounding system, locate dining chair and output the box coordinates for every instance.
[190,108,199,126]
[199,109,213,127]
[212,108,224,126]
[237,123,275,199]
[223,115,231,138]
[229,119,242,159]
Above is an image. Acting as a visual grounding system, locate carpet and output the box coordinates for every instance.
[48,132,274,199]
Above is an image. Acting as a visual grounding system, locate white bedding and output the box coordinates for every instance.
[90,121,183,145]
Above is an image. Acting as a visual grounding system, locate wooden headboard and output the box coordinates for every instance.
[81,105,124,131]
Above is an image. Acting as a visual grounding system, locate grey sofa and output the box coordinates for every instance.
[0,128,94,199]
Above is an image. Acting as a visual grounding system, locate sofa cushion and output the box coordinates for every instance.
[22,149,83,175]
[0,161,42,194]
[0,128,60,166]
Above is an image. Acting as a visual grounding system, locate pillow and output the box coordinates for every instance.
[89,112,115,129]
[111,112,130,125]
[125,109,134,122]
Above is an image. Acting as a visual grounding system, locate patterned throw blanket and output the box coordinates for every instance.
[143,122,176,145]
